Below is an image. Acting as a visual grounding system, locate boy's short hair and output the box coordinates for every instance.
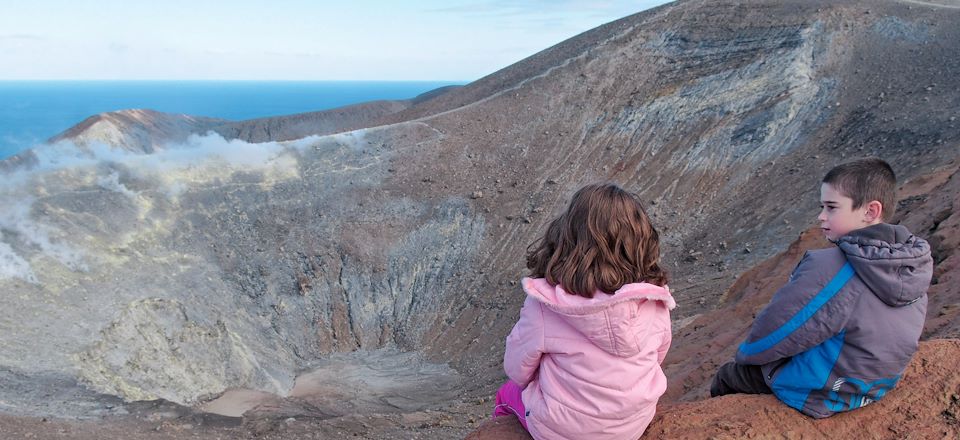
[822,158,897,220]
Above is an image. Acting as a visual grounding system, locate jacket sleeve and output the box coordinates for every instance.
[735,252,859,365]
[657,306,672,364]
[503,296,545,388]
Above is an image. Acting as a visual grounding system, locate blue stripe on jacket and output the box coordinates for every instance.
[738,262,855,356]
[771,329,847,411]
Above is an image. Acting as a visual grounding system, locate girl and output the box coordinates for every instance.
[493,183,674,439]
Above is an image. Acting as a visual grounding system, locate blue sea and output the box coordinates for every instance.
[0,81,463,160]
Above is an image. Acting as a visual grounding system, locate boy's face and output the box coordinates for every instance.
[818,183,878,241]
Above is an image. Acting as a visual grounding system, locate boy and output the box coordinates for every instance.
[710,158,933,418]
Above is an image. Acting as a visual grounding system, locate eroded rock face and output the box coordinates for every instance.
[1,125,490,412]
[1,0,959,424]
[75,298,269,404]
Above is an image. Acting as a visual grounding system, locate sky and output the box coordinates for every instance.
[0,0,671,81]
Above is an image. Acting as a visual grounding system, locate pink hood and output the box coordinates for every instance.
[504,278,675,440]
[522,277,675,358]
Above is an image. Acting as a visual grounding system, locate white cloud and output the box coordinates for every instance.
[0,238,37,283]
[0,130,358,282]
[97,171,138,198]
[0,194,87,284]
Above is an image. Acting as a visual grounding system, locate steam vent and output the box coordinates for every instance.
[2,0,960,438]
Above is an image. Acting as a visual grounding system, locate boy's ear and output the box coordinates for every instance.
[863,200,883,223]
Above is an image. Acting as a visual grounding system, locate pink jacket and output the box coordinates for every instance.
[504,277,675,440]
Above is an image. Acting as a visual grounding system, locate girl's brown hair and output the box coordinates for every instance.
[526,183,667,297]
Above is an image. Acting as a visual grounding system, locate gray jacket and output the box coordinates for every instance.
[736,223,932,418]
